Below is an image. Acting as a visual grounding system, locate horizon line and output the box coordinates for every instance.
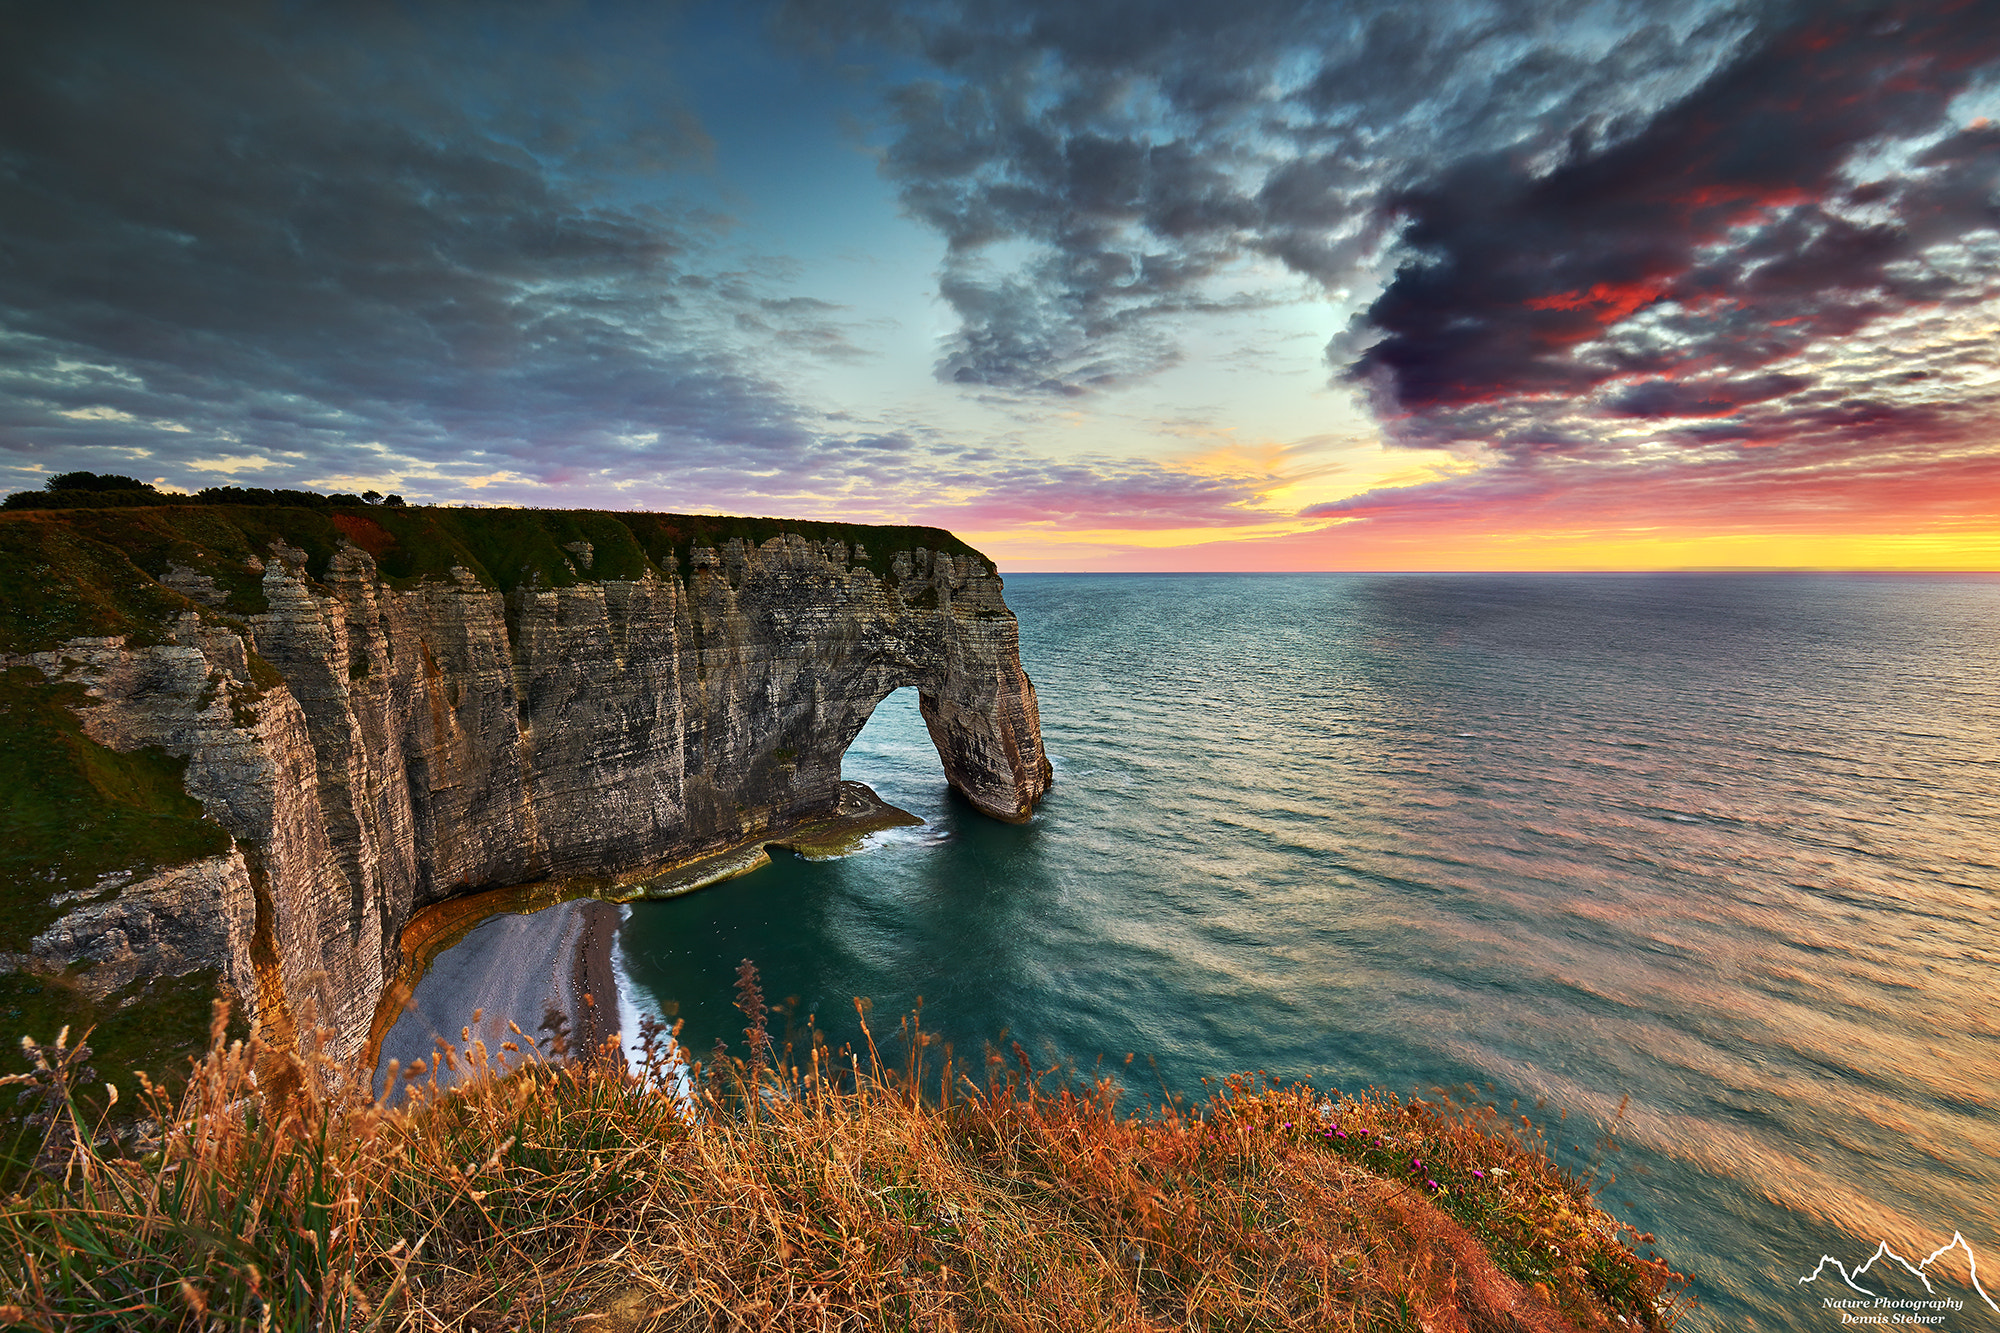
[1000,567,2000,576]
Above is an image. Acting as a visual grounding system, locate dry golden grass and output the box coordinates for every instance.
[0,969,1688,1332]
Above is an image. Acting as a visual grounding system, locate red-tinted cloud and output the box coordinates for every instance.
[1348,2,2000,421]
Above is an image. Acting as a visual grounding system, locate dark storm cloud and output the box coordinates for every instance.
[1604,374,1816,420]
[779,0,1750,395]
[0,0,882,497]
[1290,0,2000,532]
[1346,1,2000,428]
[1297,299,2000,531]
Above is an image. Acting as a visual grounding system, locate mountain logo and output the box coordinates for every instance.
[1798,1231,1999,1316]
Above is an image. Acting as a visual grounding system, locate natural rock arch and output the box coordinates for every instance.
[8,515,1051,1059]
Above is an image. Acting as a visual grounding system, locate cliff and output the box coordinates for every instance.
[0,505,1050,1062]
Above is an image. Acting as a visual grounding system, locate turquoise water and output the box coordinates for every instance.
[615,573,2000,1330]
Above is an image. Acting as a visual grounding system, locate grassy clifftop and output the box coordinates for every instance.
[0,503,989,654]
[0,993,1688,1332]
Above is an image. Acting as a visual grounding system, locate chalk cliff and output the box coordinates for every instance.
[0,507,1050,1060]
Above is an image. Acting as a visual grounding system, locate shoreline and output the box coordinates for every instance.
[373,897,617,1102]
[569,898,619,1063]
[369,780,920,1094]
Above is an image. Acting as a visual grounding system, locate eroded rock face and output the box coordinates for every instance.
[8,529,1049,1056]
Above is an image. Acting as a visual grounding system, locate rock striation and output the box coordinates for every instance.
[0,509,1050,1059]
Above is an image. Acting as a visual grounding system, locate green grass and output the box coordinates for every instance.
[336,505,987,592]
[0,664,235,1105]
[0,667,231,954]
[0,521,199,654]
[610,511,985,585]
[0,970,236,1119]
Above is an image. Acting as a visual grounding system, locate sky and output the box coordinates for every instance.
[3,0,1998,571]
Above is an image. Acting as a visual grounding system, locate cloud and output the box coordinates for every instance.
[908,452,1279,530]
[0,0,891,504]
[186,455,288,474]
[1288,1,2000,532]
[1604,375,1817,420]
[9,0,1996,557]
[779,0,1748,395]
[1346,2,2000,423]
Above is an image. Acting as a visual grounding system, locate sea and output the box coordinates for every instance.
[548,572,1997,1330]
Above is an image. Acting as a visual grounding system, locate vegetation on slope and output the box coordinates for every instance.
[1,473,404,514]
[0,669,231,953]
[0,483,989,607]
[0,665,236,1098]
[0,974,1688,1332]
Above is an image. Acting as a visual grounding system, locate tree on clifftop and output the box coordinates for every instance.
[42,472,156,493]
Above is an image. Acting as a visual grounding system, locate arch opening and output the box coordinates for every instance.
[839,685,945,817]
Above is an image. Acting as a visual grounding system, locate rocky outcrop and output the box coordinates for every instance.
[2,515,1049,1058]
